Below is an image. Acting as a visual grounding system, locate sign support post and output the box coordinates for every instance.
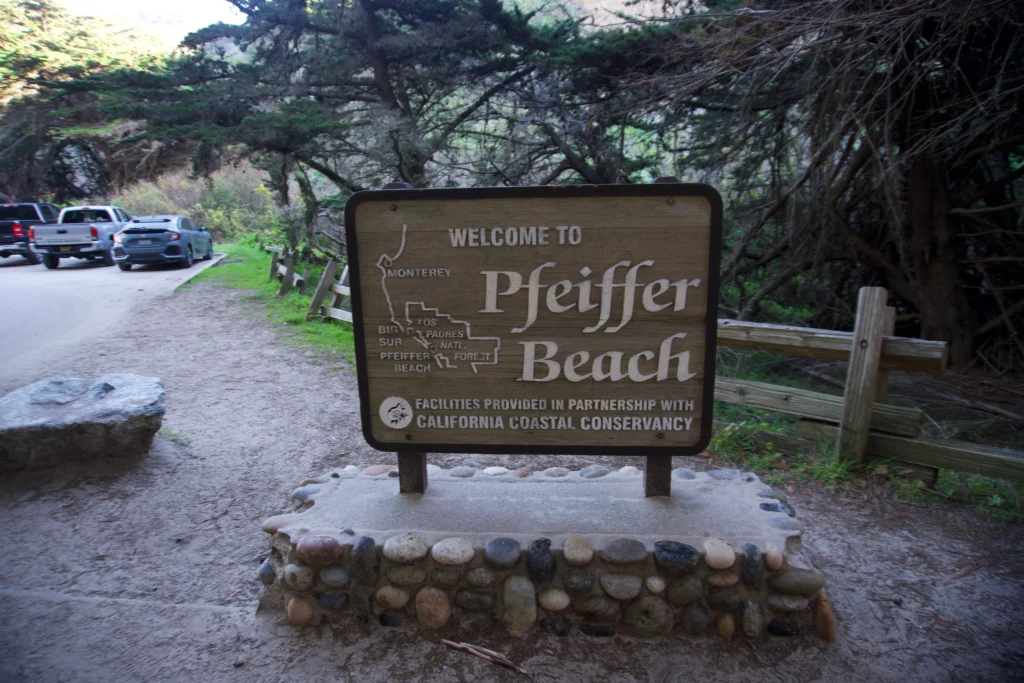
[398,452,428,493]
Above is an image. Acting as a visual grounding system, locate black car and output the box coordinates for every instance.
[0,203,60,264]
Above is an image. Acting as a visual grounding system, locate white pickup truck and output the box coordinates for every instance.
[33,205,132,269]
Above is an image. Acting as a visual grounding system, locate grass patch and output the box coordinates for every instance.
[712,419,1024,522]
[192,242,354,359]
[158,428,191,446]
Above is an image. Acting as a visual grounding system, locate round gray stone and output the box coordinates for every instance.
[624,596,674,637]
[580,465,613,479]
[320,565,351,588]
[449,466,476,478]
[284,563,314,591]
[600,538,647,565]
[503,576,537,633]
[465,567,495,588]
[768,568,826,595]
[681,603,710,635]
[432,566,463,587]
[743,598,765,637]
[599,574,643,601]
[484,537,521,569]
[386,565,426,586]
[455,589,496,611]
[767,515,804,531]
[562,570,594,594]
[543,467,570,477]
[672,467,697,480]
[708,468,739,479]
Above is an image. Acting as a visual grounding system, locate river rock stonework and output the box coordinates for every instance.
[0,374,165,470]
[257,465,832,641]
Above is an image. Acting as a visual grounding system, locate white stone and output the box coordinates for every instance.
[538,587,571,612]
[543,467,570,477]
[343,465,359,474]
[645,575,667,594]
[618,466,642,476]
[704,538,735,569]
[482,466,509,476]
[431,537,475,565]
[382,533,429,563]
[562,536,594,566]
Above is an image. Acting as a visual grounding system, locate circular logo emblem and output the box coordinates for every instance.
[379,397,413,429]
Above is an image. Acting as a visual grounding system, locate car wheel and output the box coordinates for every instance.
[43,255,60,270]
[203,242,213,260]
[118,263,132,272]
[102,246,116,266]
[24,250,41,265]
[181,245,194,268]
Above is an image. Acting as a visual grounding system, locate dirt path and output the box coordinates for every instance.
[1,283,1021,682]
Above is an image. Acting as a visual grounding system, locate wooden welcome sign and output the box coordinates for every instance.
[345,184,722,456]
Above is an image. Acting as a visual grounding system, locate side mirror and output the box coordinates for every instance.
[200,226,207,232]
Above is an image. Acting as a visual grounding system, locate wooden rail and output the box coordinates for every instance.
[714,377,923,437]
[717,319,948,374]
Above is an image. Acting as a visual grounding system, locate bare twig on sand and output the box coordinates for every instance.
[441,640,536,682]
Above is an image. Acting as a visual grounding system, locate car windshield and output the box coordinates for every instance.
[62,209,112,223]
[0,205,40,220]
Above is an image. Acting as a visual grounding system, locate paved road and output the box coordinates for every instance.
[0,253,223,386]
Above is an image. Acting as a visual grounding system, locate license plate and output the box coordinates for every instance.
[137,239,152,245]
[59,247,71,252]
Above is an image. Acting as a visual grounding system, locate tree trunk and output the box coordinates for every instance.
[907,155,974,367]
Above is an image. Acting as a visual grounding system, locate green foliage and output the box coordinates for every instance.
[193,242,354,359]
[96,163,286,242]
[157,428,190,446]
[889,467,1024,523]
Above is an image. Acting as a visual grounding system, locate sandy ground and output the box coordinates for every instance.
[0,282,1022,682]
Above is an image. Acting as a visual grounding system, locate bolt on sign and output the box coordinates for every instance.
[345,184,722,455]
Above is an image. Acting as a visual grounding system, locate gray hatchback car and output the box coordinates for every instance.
[113,215,213,270]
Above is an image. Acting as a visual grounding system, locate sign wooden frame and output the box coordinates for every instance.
[345,183,722,457]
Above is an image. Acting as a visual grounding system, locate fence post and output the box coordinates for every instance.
[307,260,337,319]
[278,249,296,296]
[875,306,896,403]
[838,287,889,464]
[299,267,310,294]
[268,250,279,281]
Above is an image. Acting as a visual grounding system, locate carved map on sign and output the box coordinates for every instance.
[346,185,722,455]
[376,224,501,373]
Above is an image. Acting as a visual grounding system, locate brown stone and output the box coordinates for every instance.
[514,467,533,478]
[295,535,348,566]
[376,585,411,610]
[816,588,837,643]
[716,613,735,638]
[707,570,739,588]
[415,587,451,630]
[286,597,314,626]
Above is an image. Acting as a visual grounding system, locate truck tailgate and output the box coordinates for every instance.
[34,224,96,245]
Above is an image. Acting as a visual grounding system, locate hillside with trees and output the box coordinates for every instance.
[1,0,1021,369]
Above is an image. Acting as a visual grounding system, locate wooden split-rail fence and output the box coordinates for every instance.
[262,244,308,296]
[297,255,1024,484]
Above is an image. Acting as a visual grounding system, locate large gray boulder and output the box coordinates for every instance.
[0,374,165,470]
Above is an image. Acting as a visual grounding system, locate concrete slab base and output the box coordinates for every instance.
[258,465,834,641]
